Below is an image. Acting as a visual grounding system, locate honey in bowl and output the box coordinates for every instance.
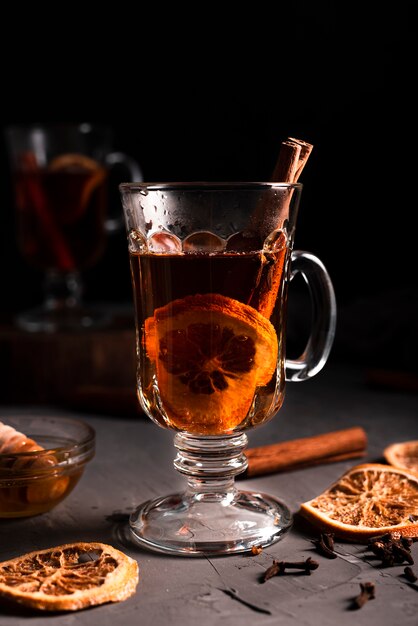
[0,417,95,518]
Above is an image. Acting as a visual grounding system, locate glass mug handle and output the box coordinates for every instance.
[104,152,143,233]
[285,250,337,382]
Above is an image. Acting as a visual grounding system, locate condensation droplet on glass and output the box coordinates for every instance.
[128,230,147,253]
[139,189,148,196]
[148,232,182,253]
[264,229,288,253]
[183,232,226,253]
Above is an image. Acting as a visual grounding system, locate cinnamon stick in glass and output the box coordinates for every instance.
[19,151,75,271]
[270,140,302,183]
[250,137,314,317]
[270,136,313,185]
[242,426,367,478]
[284,137,314,183]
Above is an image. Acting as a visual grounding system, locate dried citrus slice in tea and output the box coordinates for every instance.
[144,293,278,434]
[384,441,418,475]
[49,153,102,172]
[0,542,139,611]
[299,463,418,541]
[48,153,106,223]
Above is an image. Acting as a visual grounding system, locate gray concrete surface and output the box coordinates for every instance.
[1,364,417,625]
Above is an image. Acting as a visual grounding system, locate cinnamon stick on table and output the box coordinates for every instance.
[242,426,367,478]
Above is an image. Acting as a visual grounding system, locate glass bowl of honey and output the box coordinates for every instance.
[0,415,95,518]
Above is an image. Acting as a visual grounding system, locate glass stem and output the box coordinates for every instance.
[173,432,248,501]
[43,270,83,312]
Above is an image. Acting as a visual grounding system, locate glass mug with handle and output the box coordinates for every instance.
[120,181,336,556]
[5,123,143,332]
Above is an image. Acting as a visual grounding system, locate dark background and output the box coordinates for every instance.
[1,3,416,374]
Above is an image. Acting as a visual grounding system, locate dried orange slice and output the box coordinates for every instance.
[384,441,418,475]
[299,463,418,541]
[49,153,101,172]
[144,293,278,434]
[0,542,139,611]
[48,153,106,223]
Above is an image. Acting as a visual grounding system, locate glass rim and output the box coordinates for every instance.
[119,181,303,192]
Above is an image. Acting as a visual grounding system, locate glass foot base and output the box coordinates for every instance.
[16,306,112,333]
[129,489,292,556]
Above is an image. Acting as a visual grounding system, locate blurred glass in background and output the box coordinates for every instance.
[4,123,142,332]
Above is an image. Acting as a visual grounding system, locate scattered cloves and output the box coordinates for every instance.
[351,581,375,610]
[368,540,395,567]
[367,533,414,567]
[261,557,319,582]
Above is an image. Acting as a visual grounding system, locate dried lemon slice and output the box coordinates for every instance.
[384,441,418,475]
[299,463,418,541]
[144,293,278,434]
[0,542,139,611]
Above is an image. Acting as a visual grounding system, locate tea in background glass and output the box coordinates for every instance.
[5,123,142,332]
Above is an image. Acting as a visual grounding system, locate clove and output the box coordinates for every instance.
[322,532,335,551]
[392,542,414,565]
[313,533,337,559]
[368,532,393,544]
[261,557,319,582]
[403,566,418,583]
[261,560,280,582]
[397,534,414,544]
[351,581,375,610]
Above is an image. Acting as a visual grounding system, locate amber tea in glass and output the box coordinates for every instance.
[121,182,336,556]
